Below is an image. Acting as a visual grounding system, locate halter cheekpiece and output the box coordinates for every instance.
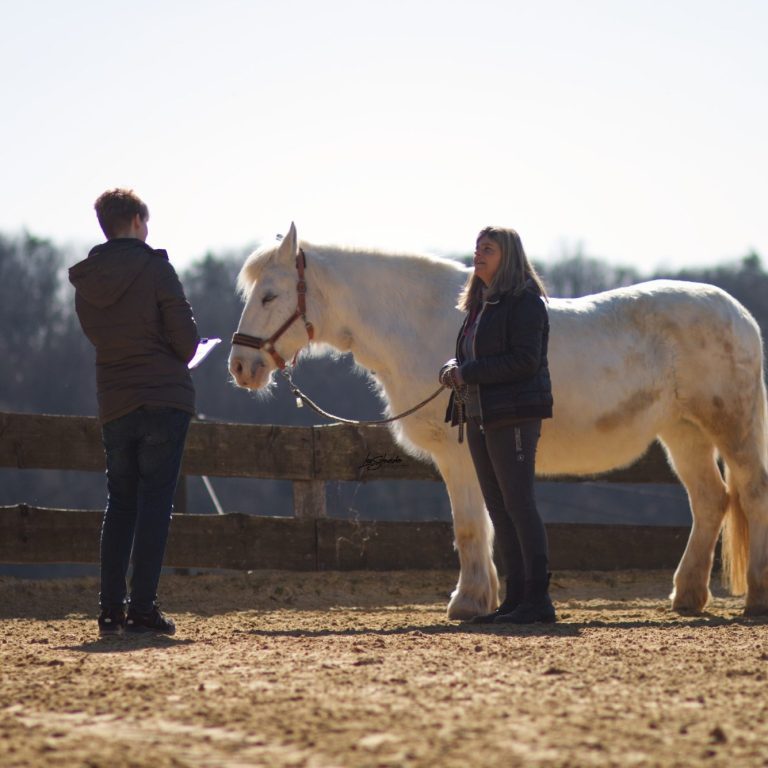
[231,248,314,370]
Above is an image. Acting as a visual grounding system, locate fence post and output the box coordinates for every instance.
[292,480,327,519]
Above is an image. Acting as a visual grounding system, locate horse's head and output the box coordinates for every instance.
[229,222,315,390]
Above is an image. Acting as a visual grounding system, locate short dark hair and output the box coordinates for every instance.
[94,188,149,239]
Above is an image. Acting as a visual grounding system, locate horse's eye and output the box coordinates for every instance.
[262,292,276,306]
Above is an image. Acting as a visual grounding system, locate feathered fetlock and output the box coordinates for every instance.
[467,577,525,624]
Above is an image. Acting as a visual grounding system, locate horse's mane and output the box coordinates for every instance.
[237,241,468,300]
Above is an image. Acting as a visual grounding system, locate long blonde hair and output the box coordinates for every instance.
[458,226,547,313]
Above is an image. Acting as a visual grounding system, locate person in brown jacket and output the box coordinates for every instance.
[69,188,200,635]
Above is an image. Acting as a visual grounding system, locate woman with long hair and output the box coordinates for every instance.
[440,226,555,624]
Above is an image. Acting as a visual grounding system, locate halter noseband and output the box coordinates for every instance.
[231,248,315,370]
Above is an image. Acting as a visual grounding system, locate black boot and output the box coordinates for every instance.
[494,573,556,624]
[468,577,525,624]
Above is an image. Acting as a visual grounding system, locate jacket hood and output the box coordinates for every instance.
[68,239,164,309]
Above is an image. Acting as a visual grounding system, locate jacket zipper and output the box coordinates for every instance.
[472,301,490,431]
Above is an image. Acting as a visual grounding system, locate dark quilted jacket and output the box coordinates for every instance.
[445,283,553,428]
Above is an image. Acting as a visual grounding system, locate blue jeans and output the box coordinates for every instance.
[100,406,191,612]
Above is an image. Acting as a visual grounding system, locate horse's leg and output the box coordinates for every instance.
[431,445,498,620]
[659,421,728,614]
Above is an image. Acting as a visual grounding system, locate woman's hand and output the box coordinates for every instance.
[439,359,464,387]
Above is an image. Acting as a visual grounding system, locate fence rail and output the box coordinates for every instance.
[0,411,687,571]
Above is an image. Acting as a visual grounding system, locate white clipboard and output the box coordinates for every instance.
[188,337,222,369]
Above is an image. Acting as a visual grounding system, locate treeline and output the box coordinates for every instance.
[1,232,765,520]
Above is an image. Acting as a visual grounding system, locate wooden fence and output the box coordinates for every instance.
[0,411,690,572]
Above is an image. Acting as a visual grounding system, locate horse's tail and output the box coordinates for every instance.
[721,470,749,595]
[720,368,768,595]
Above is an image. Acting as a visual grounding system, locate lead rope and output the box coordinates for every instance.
[451,380,468,444]
[281,367,448,427]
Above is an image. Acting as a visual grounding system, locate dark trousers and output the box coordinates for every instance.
[100,406,191,612]
[466,417,549,582]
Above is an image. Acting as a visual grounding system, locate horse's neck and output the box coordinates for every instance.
[310,248,462,392]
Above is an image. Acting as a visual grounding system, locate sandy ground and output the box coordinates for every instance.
[1,569,768,768]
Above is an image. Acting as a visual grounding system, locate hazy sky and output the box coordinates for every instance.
[2,0,766,272]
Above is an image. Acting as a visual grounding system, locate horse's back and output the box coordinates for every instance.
[549,279,760,371]
[537,280,762,476]
[551,279,755,329]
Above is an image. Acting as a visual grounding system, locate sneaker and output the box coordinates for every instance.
[98,607,126,635]
[125,606,176,635]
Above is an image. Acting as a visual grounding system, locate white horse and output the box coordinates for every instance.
[229,223,768,619]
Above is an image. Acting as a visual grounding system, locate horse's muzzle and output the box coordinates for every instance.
[228,353,269,389]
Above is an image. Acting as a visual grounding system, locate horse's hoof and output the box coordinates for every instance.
[671,587,709,616]
[670,597,706,616]
[743,604,768,617]
[447,591,494,621]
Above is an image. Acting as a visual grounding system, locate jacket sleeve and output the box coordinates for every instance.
[156,261,200,363]
[460,294,547,385]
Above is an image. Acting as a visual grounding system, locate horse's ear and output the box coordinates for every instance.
[276,222,298,263]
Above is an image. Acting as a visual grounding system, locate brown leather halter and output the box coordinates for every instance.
[231,248,315,370]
